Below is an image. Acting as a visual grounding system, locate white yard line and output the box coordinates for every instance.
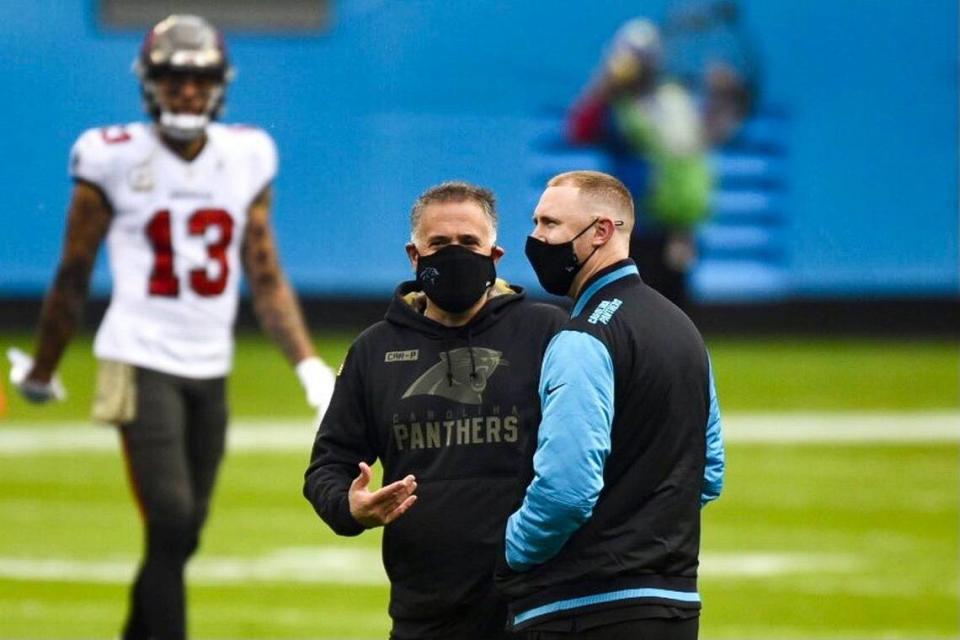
[722,411,959,444]
[0,549,857,585]
[0,412,956,455]
[0,547,386,585]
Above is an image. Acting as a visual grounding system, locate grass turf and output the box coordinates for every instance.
[0,333,957,638]
[1,443,956,639]
[1,333,957,419]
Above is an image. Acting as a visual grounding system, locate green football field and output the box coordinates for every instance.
[0,332,957,639]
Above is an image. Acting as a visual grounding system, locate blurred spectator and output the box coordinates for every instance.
[663,0,761,145]
[568,18,711,310]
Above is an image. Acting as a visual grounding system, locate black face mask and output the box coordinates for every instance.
[416,244,497,313]
[525,219,598,296]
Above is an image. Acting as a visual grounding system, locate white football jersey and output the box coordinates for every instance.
[70,122,277,378]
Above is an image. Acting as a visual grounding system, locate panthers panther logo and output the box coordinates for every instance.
[401,347,507,404]
[419,267,441,286]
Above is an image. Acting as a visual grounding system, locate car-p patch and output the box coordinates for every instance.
[385,349,419,363]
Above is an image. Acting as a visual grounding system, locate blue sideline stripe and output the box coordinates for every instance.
[513,587,701,626]
[572,265,639,318]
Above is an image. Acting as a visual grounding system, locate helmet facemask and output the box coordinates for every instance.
[134,15,234,142]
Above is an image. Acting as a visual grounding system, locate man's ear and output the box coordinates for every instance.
[592,218,617,246]
[491,245,505,265]
[405,243,419,271]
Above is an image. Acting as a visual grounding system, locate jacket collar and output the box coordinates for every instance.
[571,259,639,318]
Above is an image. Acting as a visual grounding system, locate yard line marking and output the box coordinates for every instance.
[0,421,317,455]
[700,551,860,577]
[724,412,959,443]
[0,412,956,455]
[0,550,857,585]
[0,547,386,585]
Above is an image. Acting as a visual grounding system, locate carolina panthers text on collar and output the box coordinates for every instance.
[588,298,623,325]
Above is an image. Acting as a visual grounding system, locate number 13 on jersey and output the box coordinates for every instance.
[145,208,234,297]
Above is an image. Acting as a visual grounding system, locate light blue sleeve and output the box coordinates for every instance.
[701,359,725,507]
[505,330,615,571]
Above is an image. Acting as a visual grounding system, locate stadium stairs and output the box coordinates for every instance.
[526,105,791,304]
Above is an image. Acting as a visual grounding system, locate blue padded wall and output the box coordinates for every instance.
[0,0,955,300]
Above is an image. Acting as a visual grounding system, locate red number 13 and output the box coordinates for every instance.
[145,209,234,297]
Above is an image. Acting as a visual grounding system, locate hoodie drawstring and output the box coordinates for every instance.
[442,331,478,387]
[443,338,454,387]
[466,328,478,383]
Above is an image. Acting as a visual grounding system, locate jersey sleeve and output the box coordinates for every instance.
[246,127,278,196]
[68,128,114,189]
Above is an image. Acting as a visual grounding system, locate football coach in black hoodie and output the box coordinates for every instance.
[495,171,725,640]
[304,181,566,640]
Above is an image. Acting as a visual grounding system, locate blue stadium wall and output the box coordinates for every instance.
[0,0,956,300]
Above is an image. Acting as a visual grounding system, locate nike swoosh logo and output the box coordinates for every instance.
[545,383,566,395]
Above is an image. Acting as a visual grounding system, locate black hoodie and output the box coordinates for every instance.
[304,281,566,640]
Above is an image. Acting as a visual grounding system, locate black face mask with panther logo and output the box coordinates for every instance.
[416,244,497,313]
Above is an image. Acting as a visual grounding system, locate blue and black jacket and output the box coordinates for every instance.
[495,259,724,632]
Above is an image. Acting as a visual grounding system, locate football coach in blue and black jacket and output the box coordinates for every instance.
[495,170,725,640]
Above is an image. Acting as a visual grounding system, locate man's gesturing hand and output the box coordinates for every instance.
[348,462,417,528]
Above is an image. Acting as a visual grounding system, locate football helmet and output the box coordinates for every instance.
[134,14,234,141]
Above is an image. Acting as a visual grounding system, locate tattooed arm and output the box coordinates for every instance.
[26,180,113,385]
[243,186,336,413]
[241,185,316,365]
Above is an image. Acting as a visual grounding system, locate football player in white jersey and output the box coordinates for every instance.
[10,15,335,640]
